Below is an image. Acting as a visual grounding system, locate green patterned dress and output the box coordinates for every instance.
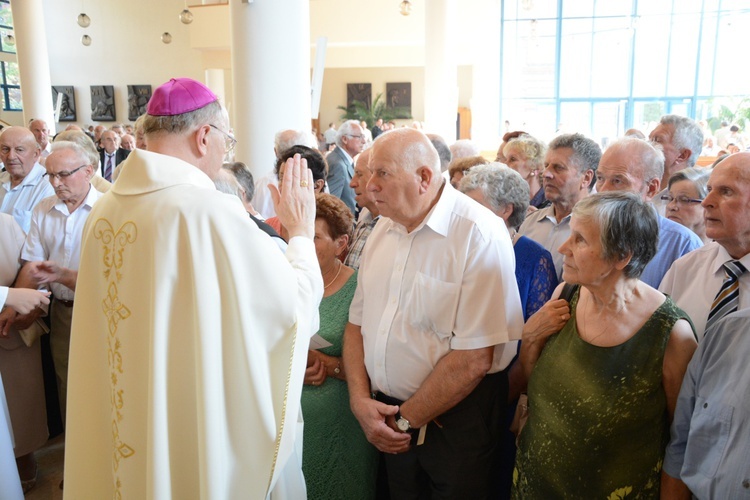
[513,288,691,499]
[301,272,378,500]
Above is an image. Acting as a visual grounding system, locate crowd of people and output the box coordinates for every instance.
[0,76,748,499]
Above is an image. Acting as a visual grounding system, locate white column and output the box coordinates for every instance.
[205,69,226,108]
[9,0,55,133]
[424,0,458,143]
[229,0,311,178]
[470,0,501,150]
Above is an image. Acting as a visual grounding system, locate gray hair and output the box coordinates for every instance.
[224,161,255,202]
[49,140,94,167]
[548,133,602,189]
[213,168,242,199]
[427,133,452,172]
[504,134,546,173]
[274,129,316,156]
[572,191,658,279]
[668,167,711,199]
[335,120,361,147]
[53,130,99,166]
[608,137,665,183]
[141,100,224,136]
[450,139,480,160]
[459,163,530,229]
[659,115,704,168]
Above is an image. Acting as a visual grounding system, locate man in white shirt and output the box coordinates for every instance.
[518,133,601,279]
[15,142,103,423]
[343,128,523,497]
[0,127,56,233]
[659,152,750,340]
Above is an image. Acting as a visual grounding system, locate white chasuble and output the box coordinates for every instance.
[63,150,322,499]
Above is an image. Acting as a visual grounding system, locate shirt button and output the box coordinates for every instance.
[703,402,708,408]
[743,479,750,489]
[391,298,396,304]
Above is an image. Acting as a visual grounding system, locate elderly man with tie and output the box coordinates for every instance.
[98,129,129,182]
[660,152,750,340]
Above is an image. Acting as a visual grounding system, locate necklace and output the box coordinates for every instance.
[323,261,343,289]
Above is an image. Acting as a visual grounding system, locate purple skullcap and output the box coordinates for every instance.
[146,77,218,116]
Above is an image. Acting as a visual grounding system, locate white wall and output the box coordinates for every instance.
[39,0,204,130]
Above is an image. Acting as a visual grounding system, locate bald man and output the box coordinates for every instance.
[343,128,523,497]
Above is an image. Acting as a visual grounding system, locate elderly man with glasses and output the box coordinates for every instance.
[63,77,322,499]
[11,142,103,434]
[327,119,366,214]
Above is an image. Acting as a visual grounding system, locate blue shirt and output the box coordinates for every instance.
[640,215,702,288]
[664,309,750,498]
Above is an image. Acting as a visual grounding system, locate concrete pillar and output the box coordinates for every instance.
[229,0,311,177]
[10,0,55,132]
[470,0,502,150]
[205,69,226,108]
[424,0,458,143]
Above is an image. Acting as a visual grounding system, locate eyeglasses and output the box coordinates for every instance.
[660,194,703,206]
[209,124,237,153]
[346,134,366,141]
[43,164,87,180]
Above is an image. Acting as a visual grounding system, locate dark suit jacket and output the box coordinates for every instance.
[326,146,356,213]
[100,148,130,178]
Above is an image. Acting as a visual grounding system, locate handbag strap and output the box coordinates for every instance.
[559,282,579,302]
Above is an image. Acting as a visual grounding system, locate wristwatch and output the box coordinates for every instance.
[395,411,412,433]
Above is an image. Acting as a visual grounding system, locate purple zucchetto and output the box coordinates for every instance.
[146,77,218,116]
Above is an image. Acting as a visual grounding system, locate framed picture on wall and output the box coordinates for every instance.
[127,85,152,121]
[346,83,372,111]
[386,82,412,118]
[52,86,76,122]
[91,85,115,121]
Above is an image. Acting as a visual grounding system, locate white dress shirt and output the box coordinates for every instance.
[349,184,524,401]
[21,185,103,300]
[659,241,750,340]
[0,163,56,233]
[518,204,571,281]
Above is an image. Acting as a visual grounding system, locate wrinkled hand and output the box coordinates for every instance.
[12,309,41,332]
[269,154,316,240]
[350,397,412,454]
[520,298,571,382]
[304,350,328,386]
[27,261,62,285]
[5,288,51,315]
[522,298,571,343]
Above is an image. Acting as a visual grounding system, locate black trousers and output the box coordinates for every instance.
[377,370,509,500]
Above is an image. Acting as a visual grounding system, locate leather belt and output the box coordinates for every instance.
[55,298,75,307]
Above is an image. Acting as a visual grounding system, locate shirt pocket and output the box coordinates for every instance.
[407,272,460,337]
[13,207,31,232]
[684,396,733,478]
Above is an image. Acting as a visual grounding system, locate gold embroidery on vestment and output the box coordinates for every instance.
[94,218,138,498]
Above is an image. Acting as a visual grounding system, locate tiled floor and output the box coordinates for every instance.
[24,434,64,500]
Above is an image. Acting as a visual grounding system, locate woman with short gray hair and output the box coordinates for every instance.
[514,191,698,498]
[503,134,548,209]
[460,163,557,320]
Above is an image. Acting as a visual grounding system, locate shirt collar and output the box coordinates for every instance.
[711,242,750,276]
[2,162,46,191]
[53,184,102,216]
[385,179,452,238]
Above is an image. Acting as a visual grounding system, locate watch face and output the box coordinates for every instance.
[397,418,410,432]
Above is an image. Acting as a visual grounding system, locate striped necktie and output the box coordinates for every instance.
[104,154,114,181]
[705,260,747,333]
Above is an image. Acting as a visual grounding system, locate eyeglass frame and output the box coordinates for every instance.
[209,124,237,153]
[43,164,88,181]
[345,133,366,141]
[660,194,703,206]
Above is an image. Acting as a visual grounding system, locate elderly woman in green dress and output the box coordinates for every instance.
[513,192,697,498]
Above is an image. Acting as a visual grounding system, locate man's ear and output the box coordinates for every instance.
[416,166,434,193]
[675,148,692,166]
[644,176,661,201]
[195,124,211,157]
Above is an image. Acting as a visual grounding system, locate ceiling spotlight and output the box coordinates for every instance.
[161,32,173,44]
[179,8,194,24]
[399,0,412,16]
[78,13,91,28]
[81,34,92,46]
